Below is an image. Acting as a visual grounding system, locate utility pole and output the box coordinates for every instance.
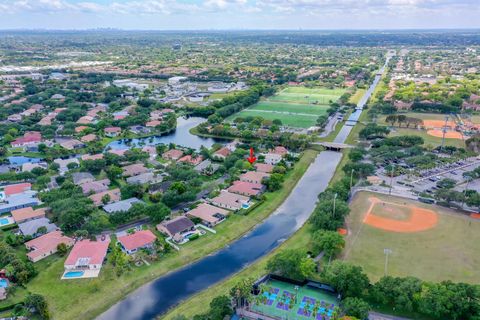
[384,248,392,276]
[332,193,338,219]
[389,164,394,195]
[462,178,472,209]
[441,115,449,151]
[350,169,355,189]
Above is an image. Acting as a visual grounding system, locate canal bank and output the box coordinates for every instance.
[98,57,390,320]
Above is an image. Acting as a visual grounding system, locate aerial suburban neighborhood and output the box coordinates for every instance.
[0,9,479,320]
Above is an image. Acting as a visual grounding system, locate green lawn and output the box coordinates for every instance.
[388,127,466,148]
[344,191,480,283]
[348,89,366,105]
[227,86,345,128]
[230,110,321,128]
[24,150,318,320]
[250,101,330,115]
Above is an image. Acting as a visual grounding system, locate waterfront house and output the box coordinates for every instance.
[104,126,121,137]
[178,155,203,166]
[157,216,196,242]
[212,147,231,161]
[117,230,157,255]
[240,171,270,185]
[63,239,110,279]
[228,181,265,197]
[162,149,184,161]
[210,191,250,211]
[187,203,229,228]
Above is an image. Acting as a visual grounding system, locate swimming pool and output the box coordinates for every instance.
[0,218,10,225]
[64,271,85,278]
[0,279,8,288]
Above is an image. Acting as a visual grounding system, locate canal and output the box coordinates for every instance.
[98,57,390,320]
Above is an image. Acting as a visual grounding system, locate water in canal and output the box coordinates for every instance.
[107,117,229,151]
[98,151,342,320]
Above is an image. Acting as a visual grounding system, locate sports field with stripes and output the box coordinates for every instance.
[228,86,345,128]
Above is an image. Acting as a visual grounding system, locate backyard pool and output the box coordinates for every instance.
[63,271,85,279]
[0,279,8,288]
[0,217,13,226]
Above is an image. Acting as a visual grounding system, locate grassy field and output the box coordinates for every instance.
[388,127,466,148]
[348,89,366,105]
[21,150,318,320]
[228,86,345,128]
[378,112,452,124]
[344,191,480,283]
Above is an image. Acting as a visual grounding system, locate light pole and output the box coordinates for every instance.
[350,169,355,190]
[462,177,472,209]
[389,164,394,195]
[384,248,392,276]
[332,193,338,219]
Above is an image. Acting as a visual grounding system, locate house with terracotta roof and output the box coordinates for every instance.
[104,126,121,137]
[11,132,42,148]
[162,149,184,161]
[63,239,110,279]
[255,163,274,173]
[146,120,162,127]
[210,190,250,211]
[187,203,229,228]
[76,115,95,125]
[81,154,104,161]
[228,180,265,197]
[11,207,46,224]
[240,171,270,185]
[122,163,149,177]
[59,139,84,150]
[108,148,128,157]
[157,216,196,242]
[2,183,32,197]
[178,155,203,166]
[80,133,97,143]
[212,147,231,160]
[88,188,121,206]
[117,230,157,255]
[75,126,89,133]
[271,146,288,156]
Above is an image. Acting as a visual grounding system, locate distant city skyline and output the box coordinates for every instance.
[0,0,479,30]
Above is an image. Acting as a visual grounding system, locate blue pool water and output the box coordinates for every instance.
[0,279,8,288]
[64,271,84,278]
[0,218,10,226]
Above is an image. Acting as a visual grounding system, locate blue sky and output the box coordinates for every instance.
[0,0,479,30]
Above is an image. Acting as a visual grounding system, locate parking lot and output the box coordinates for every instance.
[379,156,480,196]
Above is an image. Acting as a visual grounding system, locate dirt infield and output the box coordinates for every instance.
[363,197,438,233]
[423,119,456,129]
[470,213,480,219]
[427,129,464,140]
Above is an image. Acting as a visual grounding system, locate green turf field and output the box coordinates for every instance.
[343,191,480,283]
[228,86,345,128]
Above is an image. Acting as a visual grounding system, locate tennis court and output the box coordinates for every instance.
[250,279,339,319]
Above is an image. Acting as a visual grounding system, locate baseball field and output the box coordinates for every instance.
[343,191,480,283]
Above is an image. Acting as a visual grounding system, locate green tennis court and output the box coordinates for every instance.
[250,279,339,319]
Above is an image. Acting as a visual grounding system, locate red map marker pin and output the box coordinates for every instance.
[247,147,256,164]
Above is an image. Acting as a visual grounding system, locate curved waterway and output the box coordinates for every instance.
[107,117,228,151]
[99,57,389,320]
[98,150,342,320]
